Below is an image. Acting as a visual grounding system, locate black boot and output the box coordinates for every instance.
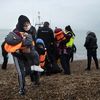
[85,68,90,71]
[19,89,25,95]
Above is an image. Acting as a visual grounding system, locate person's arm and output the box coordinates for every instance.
[73,44,77,53]
[84,36,90,48]
[49,29,55,45]
[29,26,36,41]
[59,32,72,46]
[36,28,42,39]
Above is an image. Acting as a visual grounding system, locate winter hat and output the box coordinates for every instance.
[18,15,30,27]
[43,21,49,27]
[36,38,45,47]
[65,25,75,36]
[54,28,65,41]
[54,28,62,33]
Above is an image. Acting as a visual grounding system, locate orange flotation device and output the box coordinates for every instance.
[39,51,47,68]
[4,42,22,53]
[55,31,65,41]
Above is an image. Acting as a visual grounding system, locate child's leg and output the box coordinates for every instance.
[34,71,40,85]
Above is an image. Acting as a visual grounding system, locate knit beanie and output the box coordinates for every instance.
[54,28,62,33]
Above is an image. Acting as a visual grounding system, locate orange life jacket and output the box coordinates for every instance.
[4,42,22,53]
[4,32,35,53]
[39,51,47,68]
[55,31,65,41]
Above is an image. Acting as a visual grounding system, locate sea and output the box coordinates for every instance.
[0,29,100,64]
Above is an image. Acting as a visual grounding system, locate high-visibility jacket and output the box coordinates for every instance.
[39,51,47,68]
[65,31,74,48]
[66,37,74,47]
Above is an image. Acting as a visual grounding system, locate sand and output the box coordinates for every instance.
[0,59,100,100]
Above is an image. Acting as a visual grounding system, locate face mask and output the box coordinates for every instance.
[24,24,31,31]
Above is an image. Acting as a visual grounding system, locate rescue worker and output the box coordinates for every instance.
[54,26,75,75]
[37,21,59,75]
[4,15,44,95]
[84,31,99,70]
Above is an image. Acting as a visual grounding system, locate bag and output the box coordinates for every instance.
[5,32,22,45]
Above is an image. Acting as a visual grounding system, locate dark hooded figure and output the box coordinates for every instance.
[11,15,44,95]
[84,31,99,70]
[14,15,36,40]
[1,15,36,70]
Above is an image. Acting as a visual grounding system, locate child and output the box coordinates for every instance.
[31,38,47,85]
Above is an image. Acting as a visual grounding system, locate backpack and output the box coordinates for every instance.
[5,32,22,45]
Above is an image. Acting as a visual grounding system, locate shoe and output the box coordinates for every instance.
[31,65,44,72]
[19,89,25,95]
[85,68,90,71]
[64,72,71,75]
[1,65,7,70]
[96,66,99,69]
[96,67,99,70]
[34,81,40,86]
[1,67,7,70]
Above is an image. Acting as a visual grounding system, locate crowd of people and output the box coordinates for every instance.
[1,15,99,95]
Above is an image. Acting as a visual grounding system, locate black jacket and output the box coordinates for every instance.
[13,24,36,41]
[84,32,98,50]
[37,26,55,49]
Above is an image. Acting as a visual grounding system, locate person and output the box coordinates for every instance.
[1,15,36,70]
[54,27,74,75]
[65,25,75,37]
[1,41,8,69]
[4,15,44,95]
[84,31,99,70]
[37,21,60,75]
[33,38,47,84]
[36,38,47,69]
[65,25,76,63]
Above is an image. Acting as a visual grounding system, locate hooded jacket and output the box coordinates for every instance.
[84,32,98,49]
[37,26,55,49]
[13,15,36,41]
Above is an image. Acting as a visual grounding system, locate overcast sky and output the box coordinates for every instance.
[0,0,100,31]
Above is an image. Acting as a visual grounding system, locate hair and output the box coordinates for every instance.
[43,21,49,27]
[17,15,30,31]
[65,25,76,36]
[65,25,73,33]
